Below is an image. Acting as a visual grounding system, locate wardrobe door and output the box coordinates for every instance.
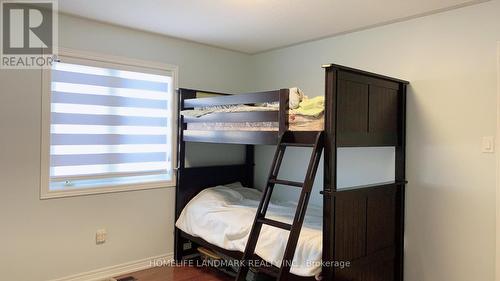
[368,84,399,145]
[336,71,399,146]
[333,187,398,281]
[337,79,369,136]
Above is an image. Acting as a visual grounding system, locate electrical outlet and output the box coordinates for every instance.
[96,229,107,245]
[183,241,192,251]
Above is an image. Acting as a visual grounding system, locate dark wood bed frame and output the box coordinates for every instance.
[175,64,409,281]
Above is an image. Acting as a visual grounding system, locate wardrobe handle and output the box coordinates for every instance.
[320,190,332,197]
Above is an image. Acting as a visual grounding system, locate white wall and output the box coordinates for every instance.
[0,14,251,281]
[496,41,500,281]
[251,1,500,281]
[1,3,499,281]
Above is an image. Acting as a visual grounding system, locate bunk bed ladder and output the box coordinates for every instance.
[235,131,324,281]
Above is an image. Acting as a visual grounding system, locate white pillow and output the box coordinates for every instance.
[289,87,305,109]
[224,182,244,189]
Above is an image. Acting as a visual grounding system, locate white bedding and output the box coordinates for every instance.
[175,182,322,277]
[181,104,278,118]
[185,117,325,131]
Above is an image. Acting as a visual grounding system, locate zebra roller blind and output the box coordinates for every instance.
[48,59,174,191]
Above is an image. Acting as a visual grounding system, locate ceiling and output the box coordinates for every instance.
[58,0,487,54]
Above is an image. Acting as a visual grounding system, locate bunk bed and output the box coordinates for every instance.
[174,64,409,281]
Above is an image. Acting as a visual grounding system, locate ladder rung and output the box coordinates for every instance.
[258,218,292,230]
[280,142,314,147]
[269,178,303,187]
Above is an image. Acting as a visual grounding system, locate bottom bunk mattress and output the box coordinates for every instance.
[175,182,322,277]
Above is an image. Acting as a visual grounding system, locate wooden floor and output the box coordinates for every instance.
[115,266,232,281]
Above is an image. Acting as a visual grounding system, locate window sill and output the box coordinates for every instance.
[40,180,175,199]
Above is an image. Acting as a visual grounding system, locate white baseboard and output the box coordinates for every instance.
[49,253,173,281]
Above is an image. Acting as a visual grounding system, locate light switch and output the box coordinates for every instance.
[96,229,107,245]
[482,136,495,153]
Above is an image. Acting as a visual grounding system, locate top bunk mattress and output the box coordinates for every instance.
[175,182,322,277]
[186,116,324,131]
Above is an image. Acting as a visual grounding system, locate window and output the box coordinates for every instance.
[41,50,178,198]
